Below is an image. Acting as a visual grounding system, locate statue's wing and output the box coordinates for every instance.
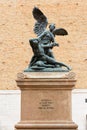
[53,28,68,36]
[32,7,48,36]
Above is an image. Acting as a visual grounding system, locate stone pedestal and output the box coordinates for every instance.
[15,72,78,130]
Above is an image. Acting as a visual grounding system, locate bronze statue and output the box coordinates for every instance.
[24,7,71,72]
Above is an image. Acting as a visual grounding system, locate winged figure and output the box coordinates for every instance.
[33,7,68,37]
[24,7,71,72]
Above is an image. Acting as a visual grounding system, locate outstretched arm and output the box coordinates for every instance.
[37,31,47,42]
[41,42,59,49]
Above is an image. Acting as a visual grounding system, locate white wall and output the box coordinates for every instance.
[0,91,20,130]
[72,89,87,130]
[0,90,87,130]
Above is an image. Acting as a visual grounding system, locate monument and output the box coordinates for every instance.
[15,7,78,130]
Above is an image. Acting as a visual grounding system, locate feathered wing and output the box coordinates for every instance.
[32,7,48,36]
[53,28,68,36]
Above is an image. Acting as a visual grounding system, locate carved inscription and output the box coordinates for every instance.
[38,99,54,110]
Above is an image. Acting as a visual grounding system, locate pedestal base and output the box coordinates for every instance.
[15,72,78,130]
[15,121,78,130]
